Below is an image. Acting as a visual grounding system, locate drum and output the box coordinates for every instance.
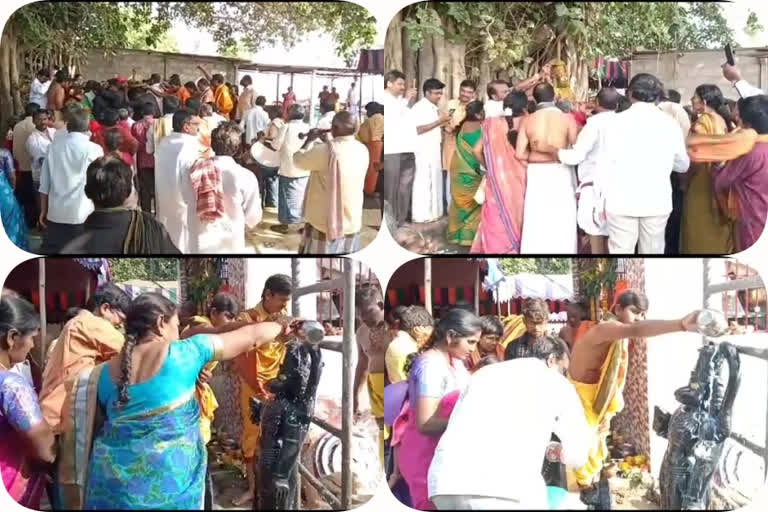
[251,141,280,168]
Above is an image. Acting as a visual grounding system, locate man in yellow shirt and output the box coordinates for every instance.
[231,274,292,507]
[384,305,434,383]
[213,73,234,120]
[180,293,241,444]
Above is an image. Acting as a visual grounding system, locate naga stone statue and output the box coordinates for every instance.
[250,331,324,510]
[653,341,741,510]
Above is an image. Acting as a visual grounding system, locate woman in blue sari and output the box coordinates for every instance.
[57,292,294,510]
[0,148,28,250]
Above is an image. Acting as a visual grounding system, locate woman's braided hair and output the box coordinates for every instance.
[116,293,176,408]
[402,308,483,377]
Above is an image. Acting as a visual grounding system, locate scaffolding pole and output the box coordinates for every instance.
[341,258,356,508]
[38,259,46,364]
[424,258,433,315]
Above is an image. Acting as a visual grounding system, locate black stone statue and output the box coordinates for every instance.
[653,341,741,510]
[250,338,323,510]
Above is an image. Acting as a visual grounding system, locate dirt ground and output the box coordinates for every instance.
[395,216,470,254]
[239,196,382,254]
[609,474,660,510]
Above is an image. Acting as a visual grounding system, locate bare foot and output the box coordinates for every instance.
[232,489,253,507]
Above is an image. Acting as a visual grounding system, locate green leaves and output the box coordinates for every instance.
[8,2,375,69]
[499,258,571,276]
[745,10,764,38]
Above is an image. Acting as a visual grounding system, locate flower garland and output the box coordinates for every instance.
[579,259,618,320]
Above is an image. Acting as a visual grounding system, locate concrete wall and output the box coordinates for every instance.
[79,48,240,83]
[630,49,767,102]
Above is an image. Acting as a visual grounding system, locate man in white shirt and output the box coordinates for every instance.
[271,104,311,233]
[29,69,52,110]
[200,103,225,132]
[411,78,452,223]
[154,108,208,252]
[39,106,104,254]
[346,81,359,121]
[240,95,271,144]
[188,122,262,253]
[25,109,56,192]
[293,111,370,254]
[657,89,691,138]
[316,99,337,132]
[12,103,41,227]
[722,63,764,99]
[602,73,690,254]
[382,70,418,232]
[554,88,619,254]
[428,336,592,510]
[484,80,510,116]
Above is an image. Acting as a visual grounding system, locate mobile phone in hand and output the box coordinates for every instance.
[725,44,735,66]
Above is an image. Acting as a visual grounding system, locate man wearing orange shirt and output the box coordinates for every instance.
[39,283,131,434]
[231,274,293,507]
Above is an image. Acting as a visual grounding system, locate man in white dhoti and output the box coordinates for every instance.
[550,88,619,254]
[411,78,452,223]
[154,108,208,253]
[346,81,359,121]
[516,82,579,253]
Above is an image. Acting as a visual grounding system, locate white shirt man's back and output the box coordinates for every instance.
[603,102,690,217]
[188,155,262,253]
[154,132,205,252]
[25,127,56,183]
[241,106,270,143]
[428,358,592,507]
[29,78,51,109]
[383,90,417,155]
[39,132,104,224]
[277,120,311,178]
[558,110,617,185]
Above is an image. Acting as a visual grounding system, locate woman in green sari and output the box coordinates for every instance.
[447,101,485,246]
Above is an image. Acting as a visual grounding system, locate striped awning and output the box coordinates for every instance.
[491,274,573,303]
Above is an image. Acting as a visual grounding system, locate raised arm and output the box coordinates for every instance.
[579,311,700,348]
[182,320,288,361]
[197,65,212,83]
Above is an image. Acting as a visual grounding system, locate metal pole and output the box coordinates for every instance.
[474,264,480,315]
[291,258,300,316]
[309,69,316,126]
[38,259,47,363]
[341,258,356,509]
[276,74,281,105]
[424,258,433,315]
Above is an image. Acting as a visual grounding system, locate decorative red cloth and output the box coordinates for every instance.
[189,158,224,221]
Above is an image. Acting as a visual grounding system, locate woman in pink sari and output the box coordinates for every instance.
[282,87,296,121]
[471,91,528,253]
[0,294,56,509]
[390,309,481,510]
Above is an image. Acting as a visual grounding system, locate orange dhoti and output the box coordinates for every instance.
[363,141,383,195]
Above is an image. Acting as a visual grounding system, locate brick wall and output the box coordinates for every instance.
[79,48,240,83]
[630,50,766,101]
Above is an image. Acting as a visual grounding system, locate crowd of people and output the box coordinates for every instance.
[2,68,382,254]
[380,293,702,510]
[0,273,354,509]
[383,62,768,254]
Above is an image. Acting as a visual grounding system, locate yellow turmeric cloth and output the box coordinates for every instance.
[234,302,287,460]
[183,315,219,444]
[500,315,526,349]
[567,338,629,486]
[687,127,768,163]
[368,372,386,466]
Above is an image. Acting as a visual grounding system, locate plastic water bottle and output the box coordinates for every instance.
[301,320,325,344]
[695,309,729,337]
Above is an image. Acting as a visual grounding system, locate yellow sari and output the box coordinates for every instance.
[567,338,629,486]
[681,112,734,254]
